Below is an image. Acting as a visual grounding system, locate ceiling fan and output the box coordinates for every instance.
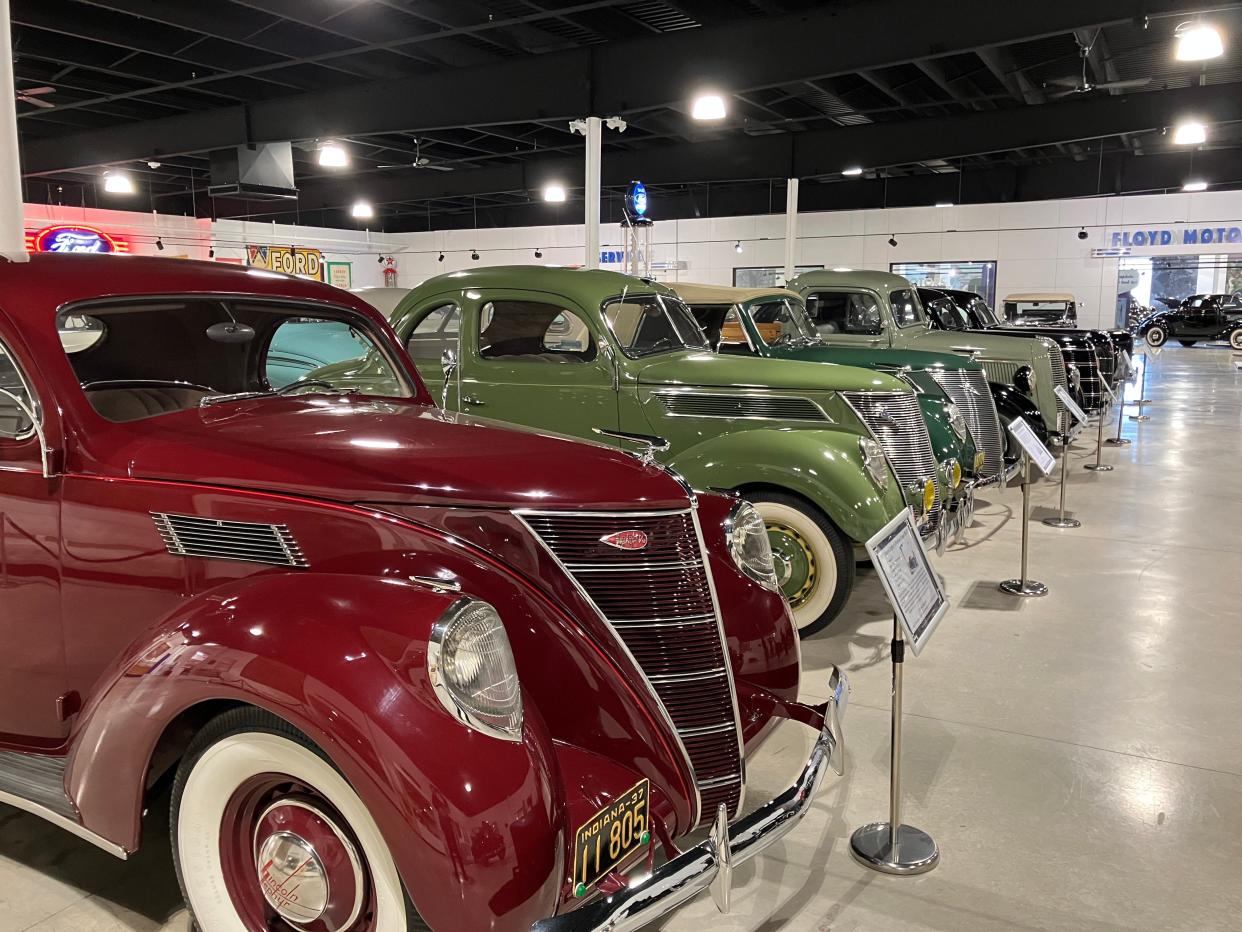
[15,85,56,109]
[376,139,454,172]
[1043,33,1151,97]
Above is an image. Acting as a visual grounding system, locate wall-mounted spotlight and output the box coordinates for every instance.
[535,248,544,259]
[155,237,165,251]
[734,241,743,254]
[887,235,898,247]
[1077,227,1089,241]
[377,255,386,264]
[208,246,215,258]
[437,252,445,262]
[471,250,480,261]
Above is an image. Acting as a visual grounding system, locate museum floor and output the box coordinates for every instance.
[2,347,1240,932]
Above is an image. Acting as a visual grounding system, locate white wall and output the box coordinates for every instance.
[22,188,1242,330]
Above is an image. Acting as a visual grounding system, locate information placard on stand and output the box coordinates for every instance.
[1053,384,1088,425]
[865,510,948,657]
[850,510,946,875]
[1007,417,1055,476]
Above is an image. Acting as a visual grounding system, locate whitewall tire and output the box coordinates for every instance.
[171,709,421,932]
[1230,329,1242,351]
[1145,325,1167,348]
[747,492,854,639]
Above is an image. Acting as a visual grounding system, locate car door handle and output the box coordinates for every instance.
[462,394,486,406]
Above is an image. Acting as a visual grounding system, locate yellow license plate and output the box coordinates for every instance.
[572,779,650,893]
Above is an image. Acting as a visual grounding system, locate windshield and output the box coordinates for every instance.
[969,297,1001,326]
[749,297,818,345]
[890,289,926,328]
[924,297,969,331]
[58,297,412,423]
[603,293,711,358]
[1007,300,1074,320]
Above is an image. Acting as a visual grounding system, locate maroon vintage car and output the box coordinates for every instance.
[0,254,847,932]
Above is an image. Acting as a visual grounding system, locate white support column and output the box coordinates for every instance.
[783,177,800,284]
[584,116,602,269]
[0,0,28,262]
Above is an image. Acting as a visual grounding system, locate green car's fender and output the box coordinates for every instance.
[665,427,906,544]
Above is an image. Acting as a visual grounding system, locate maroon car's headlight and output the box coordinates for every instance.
[428,598,523,741]
[727,500,780,592]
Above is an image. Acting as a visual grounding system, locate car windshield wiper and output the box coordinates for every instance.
[201,381,359,407]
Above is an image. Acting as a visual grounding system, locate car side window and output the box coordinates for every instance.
[0,340,40,441]
[478,300,597,363]
[805,291,883,336]
[406,304,460,363]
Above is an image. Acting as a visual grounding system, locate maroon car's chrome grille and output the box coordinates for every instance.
[519,510,744,826]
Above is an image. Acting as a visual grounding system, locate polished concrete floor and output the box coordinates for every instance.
[3,347,1241,932]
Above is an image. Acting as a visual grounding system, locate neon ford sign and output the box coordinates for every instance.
[25,225,131,254]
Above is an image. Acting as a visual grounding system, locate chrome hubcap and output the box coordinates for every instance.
[257,831,329,924]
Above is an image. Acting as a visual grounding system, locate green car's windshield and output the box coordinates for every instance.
[890,289,926,328]
[749,297,819,345]
[603,293,711,358]
[924,297,970,331]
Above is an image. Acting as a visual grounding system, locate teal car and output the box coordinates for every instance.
[265,318,369,388]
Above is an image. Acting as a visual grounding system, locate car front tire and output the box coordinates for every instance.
[1146,325,1167,348]
[172,708,427,932]
[747,492,854,639]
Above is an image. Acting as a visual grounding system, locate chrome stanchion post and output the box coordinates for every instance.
[1043,411,1081,528]
[1129,353,1151,421]
[1105,369,1132,447]
[1084,389,1114,472]
[849,615,939,875]
[1000,453,1048,597]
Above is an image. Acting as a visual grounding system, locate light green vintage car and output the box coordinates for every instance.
[787,270,1072,440]
[332,266,952,637]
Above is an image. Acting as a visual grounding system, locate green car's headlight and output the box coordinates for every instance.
[429,598,523,741]
[946,402,968,442]
[728,500,780,591]
[859,436,890,492]
[1014,365,1036,394]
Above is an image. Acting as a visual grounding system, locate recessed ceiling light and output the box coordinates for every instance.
[543,184,567,203]
[1173,121,1206,145]
[1174,23,1224,61]
[1183,180,1209,192]
[842,167,864,177]
[103,171,134,194]
[350,200,374,219]
[318,141,349,168]
[691,93,727,121]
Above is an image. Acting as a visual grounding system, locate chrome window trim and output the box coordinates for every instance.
[0,336,43,444]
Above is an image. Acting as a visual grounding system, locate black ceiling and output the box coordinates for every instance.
[12,0,1242,231]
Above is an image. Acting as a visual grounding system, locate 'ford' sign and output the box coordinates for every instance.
[26,224,130,255]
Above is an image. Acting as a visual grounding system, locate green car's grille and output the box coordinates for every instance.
[842,391,942,528]
[654,390,829,421]
[930,369,1005,480]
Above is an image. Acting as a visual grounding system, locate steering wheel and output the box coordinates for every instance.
[83,379,218,394]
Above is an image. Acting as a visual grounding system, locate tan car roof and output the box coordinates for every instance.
[666,281,800,305]
[1003,292,1076,302]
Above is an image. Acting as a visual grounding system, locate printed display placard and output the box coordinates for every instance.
[1053,384,1088,424]
[864,510,948,656]
[1007,417,1056,475]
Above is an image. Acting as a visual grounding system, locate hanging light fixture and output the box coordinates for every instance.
[103,171,135,194]
[691,93,727,121]
[318,141,349,168]
[1173,120,1207,145]
[1183,180,1209,192]
[543,184,567,202]
[1174,23,1224,61]
[842,167,864,177]
[351,200,374,219]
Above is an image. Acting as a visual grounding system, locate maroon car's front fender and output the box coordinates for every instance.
[66,573,565,932]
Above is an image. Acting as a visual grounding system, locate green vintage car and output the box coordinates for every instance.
[669,283,1001,513]
[336,266,950,637]
[787,270,1072,441]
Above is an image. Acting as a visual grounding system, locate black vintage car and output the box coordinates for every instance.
[1137,293,1242,349]
[919,288,1109,415]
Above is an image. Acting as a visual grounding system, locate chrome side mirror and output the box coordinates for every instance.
[439,348,457,409]
[0,387,56,479]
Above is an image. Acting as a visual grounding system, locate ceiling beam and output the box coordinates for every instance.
[21,0,1207,174]
[274,83,1242,211]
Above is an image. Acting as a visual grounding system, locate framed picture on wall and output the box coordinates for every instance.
[327,261,353,289]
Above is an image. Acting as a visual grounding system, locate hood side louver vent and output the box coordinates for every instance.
[654,390,828,421]
[151,513,309,568]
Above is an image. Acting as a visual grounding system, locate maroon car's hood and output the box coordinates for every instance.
[84,396,690,510]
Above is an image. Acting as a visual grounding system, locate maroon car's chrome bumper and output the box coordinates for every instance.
[531,668,849,932]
